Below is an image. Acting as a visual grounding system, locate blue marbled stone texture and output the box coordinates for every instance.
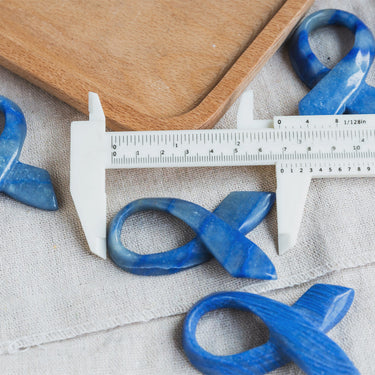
[108,192,276,279]
[0,95,58,210]
[183,284,359,375]
[289,9,375,115]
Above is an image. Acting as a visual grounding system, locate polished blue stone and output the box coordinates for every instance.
[0,96,58,210]
[289,9,375,115]
[183,284,359,375]
[108,192,276,279]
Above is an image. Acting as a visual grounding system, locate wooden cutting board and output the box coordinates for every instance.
[0,0,312,131]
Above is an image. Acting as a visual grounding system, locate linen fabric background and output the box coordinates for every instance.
[1,0,375,373]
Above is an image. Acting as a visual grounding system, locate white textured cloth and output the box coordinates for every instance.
[1,0,375,373]
[3,265,375,374]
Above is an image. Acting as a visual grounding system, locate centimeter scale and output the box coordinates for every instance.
[71,92,375,259]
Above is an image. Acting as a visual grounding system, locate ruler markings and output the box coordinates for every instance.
[106,123,375,176]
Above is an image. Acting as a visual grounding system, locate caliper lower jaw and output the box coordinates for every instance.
[70,92,107,259]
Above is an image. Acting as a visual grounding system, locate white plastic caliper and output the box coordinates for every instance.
[71,92,375,258]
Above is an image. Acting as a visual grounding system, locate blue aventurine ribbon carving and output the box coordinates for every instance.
[0,96,58,210]
[183,284,359,375]
[108,192,276,279]
[289,9,375,115]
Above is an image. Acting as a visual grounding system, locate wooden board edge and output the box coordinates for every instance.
[107,0,314,130]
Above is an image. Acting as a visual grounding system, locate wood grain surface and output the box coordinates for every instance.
[0,0,313,130]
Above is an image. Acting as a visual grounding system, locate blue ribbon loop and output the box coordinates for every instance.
[0,96,58,210]
[183,284,359,375]
[289,9,375,115]
[108,192,276,279]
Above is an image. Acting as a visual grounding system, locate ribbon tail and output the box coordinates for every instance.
[214,191,275,234]
[167,199,277,279]
[347,82,375,113]
[1,161,58,211]
[292,284,355,332]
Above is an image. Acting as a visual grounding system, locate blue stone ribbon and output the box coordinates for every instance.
[108,192,276,279]
[0,96,58,210]
[289,9,375,115]
[183,284,359,375]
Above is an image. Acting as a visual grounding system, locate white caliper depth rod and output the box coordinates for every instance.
[70,91,375,258]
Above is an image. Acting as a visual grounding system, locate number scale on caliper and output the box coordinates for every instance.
[70,93,375,259]
[107,126,375,174]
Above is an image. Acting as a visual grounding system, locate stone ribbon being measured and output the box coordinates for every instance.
[183,284,359,375]
[107,192,276,279]
[0,96,57,210]
[289,9,375,115]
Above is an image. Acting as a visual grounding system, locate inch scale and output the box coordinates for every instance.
[71,92,375,259]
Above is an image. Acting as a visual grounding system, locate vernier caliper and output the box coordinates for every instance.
[71,91,375,259]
